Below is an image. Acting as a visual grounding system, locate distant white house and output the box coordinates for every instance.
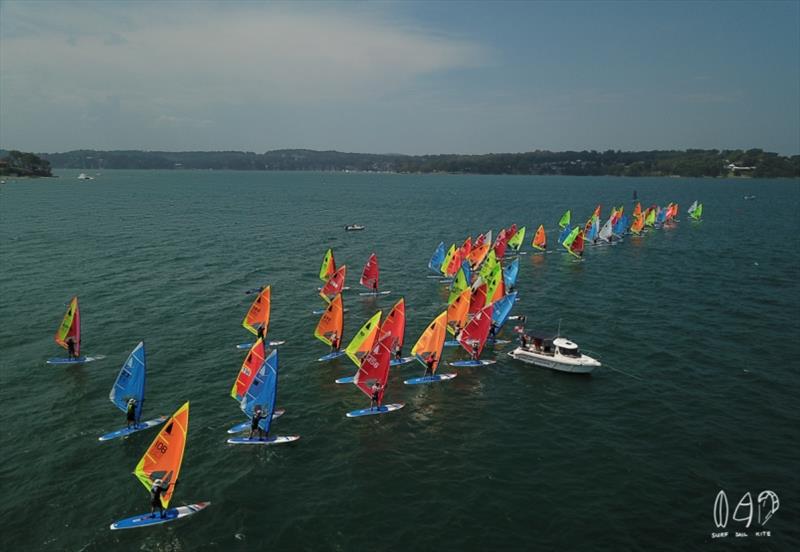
[725,163,755,171]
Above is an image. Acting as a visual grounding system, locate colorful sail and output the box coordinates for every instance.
[360,253,380,290]
[320,265,347,301]
[411,311,447,374]
[134,401,189,509]
[633,202,642,218]
[110,342,147,422]
[380,298,406,348]
[444,247,464,277]
[428,242,446,274]
[461,260,472,287]
[231,338,267,401]
[240,350,279,435]
[506,226,525,253]
[458,304,494,358]
[687,200,698,215]
[690,203,703,220]
[242,285,271,336]
[584,217,599,242]
[459,236,472,259]
[645,207,656,227]
[562,227,584,258]
[532,225,547,251]
[491,291,517,330]
[346,311,383,367]
[440,244,457,276]
[448,266,470,304]
[558,210,571,229]
[467,242,490,269]
[354,331,394,404]
[598,218,614,242]
[479,249,499,282]
[447,288,471,336]
[314,294,344,346]
[557,224,572,245]
[485,262,505,304]
[319,249,336,282]
[493,229,508,259]
[503,258,519,290]
[468,281,488,316]
[613,214,628,236]
[55,296,80,357]
[630,214,645,235]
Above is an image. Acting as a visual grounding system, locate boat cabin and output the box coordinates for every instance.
[553,337,581,357]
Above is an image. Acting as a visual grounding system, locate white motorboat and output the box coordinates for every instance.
[507,336,600,374]
[345,224,365,231]
[77,173,94,180]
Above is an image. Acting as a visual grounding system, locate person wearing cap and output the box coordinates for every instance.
[150,478,170,518]
[126,398,137,429]
[249,406,267,440]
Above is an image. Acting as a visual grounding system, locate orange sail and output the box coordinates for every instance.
[134,401,189,509]
[447,288,471,335]
[633,202,642,218]
[631,214,645,235]
[467,242,490,269]
[231,338,266,400]
[242,285,271,336]
[314,294,344,346]
[380,298,406,348]
[532,224,547,251]
[411,311,447,374]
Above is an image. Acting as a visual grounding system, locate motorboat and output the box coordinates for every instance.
[507,335,600,374]
[345,224,365,231]
[77,173,94,180]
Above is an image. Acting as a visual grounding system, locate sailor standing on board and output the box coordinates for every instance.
[330,332,340,353]
[471,341,480,361]
[370,382,381,410]
[126,398,137,429]
[249,406,267,440]
[256,324,266,343]
[66,336,76,359]
[424,354,436,377]
[150,479,171,518]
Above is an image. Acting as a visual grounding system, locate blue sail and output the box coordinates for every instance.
[503,258,519,290]
[656,207,666,225]
[428,242,446,274]
[240,349,279,435]
[613,215,626,236]
[585,221,598,242]
[491,292,517,329]
[109,341,146,421]
[557,224,572,245]
[461,260,472,285]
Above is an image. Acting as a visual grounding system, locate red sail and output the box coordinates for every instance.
[380,298,406,348]
[460,236,472,258]
[507,224,518,239]
[360,253,380,289]
[570,230,585,256]
[354,331,394,403]
[458,304,494,358]
[493,229,508,259]
[445,247,463,277]
[468,282,487,316]
[320,265,347,300]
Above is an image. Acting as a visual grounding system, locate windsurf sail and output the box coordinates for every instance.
[447,288,471,335]
[55,296,80,357]
[584,217,598,243]
[479,250,499,282]
[467,242,490,269]
[354,331,394,404]
[428,242,446,274]
[319,249,336,282]
[557,224,572,245]
[598,218,614,242]
[448,266,470,304]
[630,214,645,235]
[320,266,347,301]
[134,401,189,509]
[240,349,279,435]
[491,291,517,330]
[558,210,571,229]
[687,200,698,216]
[360,253,380,290]
[493,229,508,259]
[461,260,472,287]
[380,298,406,349]
[444,247,464,278]
[645,207,656,227]
[460,236,472,259]
[411,311,447,374]
[562,227,584,258]
[231,338,267,401]
[633,202,642,218]
[532,225,547,251]
[345,311,382,367]
[613,214,628,236]
[503,258,519,290]
[314,294,344,346]
[506,226,526,253]
[440,244,457,276]
[242,285,271,336]
[110,341,146,423]
[468,280,488,316]
[458,304,494,358]
[485,261,505,304]
[690,203,703,220]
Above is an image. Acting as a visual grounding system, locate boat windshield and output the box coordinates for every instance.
[558,346,580,357]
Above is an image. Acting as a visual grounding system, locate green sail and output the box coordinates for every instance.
[645,208,656,226]
[507,226,526,251]
[448,267,470,304]
[440,244,457,276]
[559,210,571,229]
[479,250,498,281]
[561,226,580,250]
[345,311,382,367]
[484,262,504,301]
[691,203,703,220]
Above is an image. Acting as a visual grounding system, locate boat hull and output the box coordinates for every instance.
[507,348,600,374]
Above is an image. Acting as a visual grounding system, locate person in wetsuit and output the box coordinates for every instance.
[150,479,171,518]
[126,398,137,429]
[249,407,267,440]
[330,332,340,353]
[370,382,381,410]
[66,336,76,359]
[424,354,436,377]
[256,324,266,342]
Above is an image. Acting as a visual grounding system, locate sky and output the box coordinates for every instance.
[1,0,798,155]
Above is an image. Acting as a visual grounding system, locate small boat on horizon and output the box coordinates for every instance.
[345,224,365,231]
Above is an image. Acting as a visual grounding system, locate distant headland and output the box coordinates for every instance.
[3,148,798,178]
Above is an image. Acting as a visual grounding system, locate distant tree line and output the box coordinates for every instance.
[16,148,800,178]
[0,150,52,177]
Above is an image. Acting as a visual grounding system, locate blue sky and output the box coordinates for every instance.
[1,0,798,154]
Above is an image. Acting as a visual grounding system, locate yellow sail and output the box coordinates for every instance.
[345,311,382,367]
[242,286,271,336]
[446,288,471,335]
[410,311,447,374]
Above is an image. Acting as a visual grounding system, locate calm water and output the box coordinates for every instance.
[0,171,798,551]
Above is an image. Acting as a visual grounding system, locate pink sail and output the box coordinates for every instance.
[360,253,380,290]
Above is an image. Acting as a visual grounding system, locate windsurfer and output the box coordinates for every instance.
[330,332,341,352]
[372,281,378,294]
[489,322,499,341]
[370,382,381,410]
[66,336,76,359]
[150,479,171,518]
[249,407,267,440]
[256,324,266,342]
[126,398,137,429]
[393,343,402,361]
[424,354,436,377]
[471,342,479,361]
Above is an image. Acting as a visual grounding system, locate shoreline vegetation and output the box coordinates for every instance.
[3,148,799,178]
